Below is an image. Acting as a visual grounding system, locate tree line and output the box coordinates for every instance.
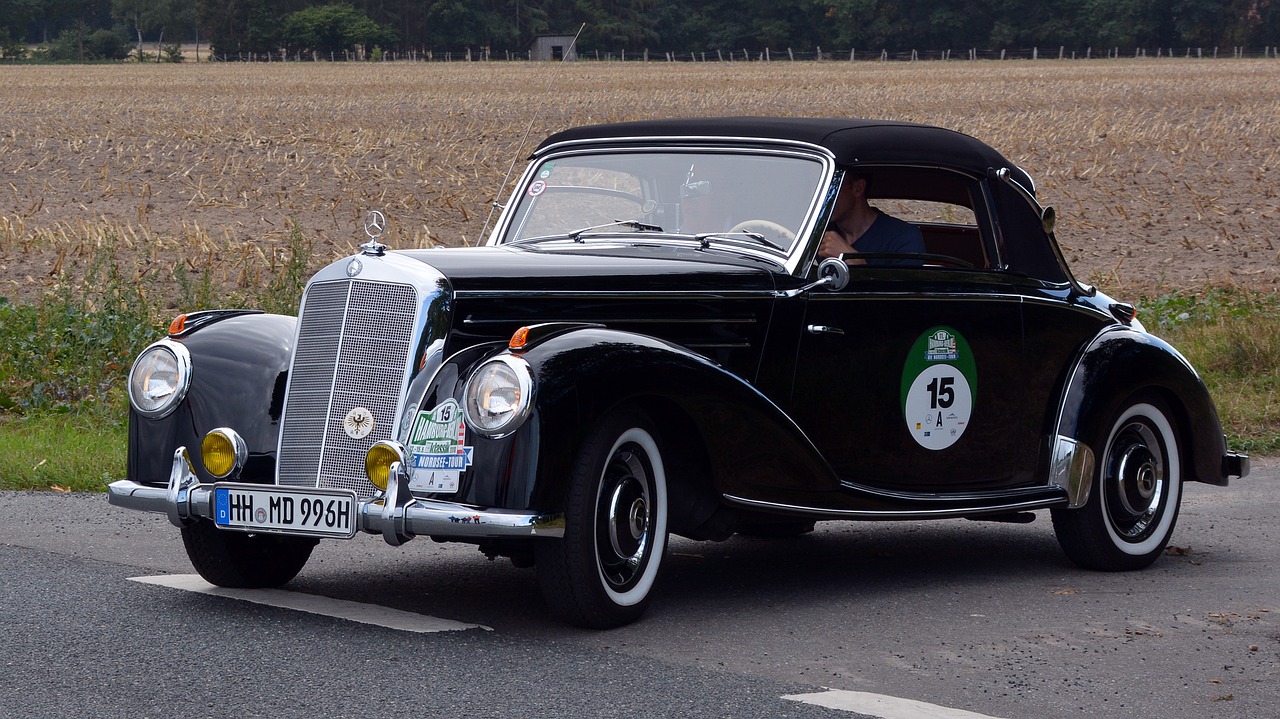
[3,0,1277,62]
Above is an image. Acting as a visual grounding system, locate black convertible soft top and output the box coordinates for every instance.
[535,117,1031,190]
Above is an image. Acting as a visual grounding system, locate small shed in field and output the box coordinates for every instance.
[530,35,577,61]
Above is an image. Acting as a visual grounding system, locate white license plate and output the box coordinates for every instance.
[213,484,358,538]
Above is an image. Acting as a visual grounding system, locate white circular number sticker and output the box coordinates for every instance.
[903,361,972,451]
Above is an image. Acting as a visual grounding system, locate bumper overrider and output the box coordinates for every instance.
[108,446,564,546]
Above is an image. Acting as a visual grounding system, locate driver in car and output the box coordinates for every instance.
[818,172,925,266]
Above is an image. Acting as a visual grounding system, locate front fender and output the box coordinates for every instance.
[1053,326,1234,486]
[518,328,838,511]
[414,328,838,531]
[128,313,295,486]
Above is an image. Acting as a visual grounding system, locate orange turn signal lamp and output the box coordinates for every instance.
[168,313,188,335]
[509,326,530,350]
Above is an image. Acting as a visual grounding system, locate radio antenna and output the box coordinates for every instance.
[479,22,587,243]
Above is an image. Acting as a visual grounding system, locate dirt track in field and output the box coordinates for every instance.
[1,60,1277,308]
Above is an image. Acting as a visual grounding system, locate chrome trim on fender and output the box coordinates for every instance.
[1049,434,1095,508]
[108,445,563,541]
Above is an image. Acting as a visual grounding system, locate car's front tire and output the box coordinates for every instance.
[535,408,669,628]
[1052,393,1182,571]
[181,519,318,588]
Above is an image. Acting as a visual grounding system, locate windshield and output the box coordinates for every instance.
[498,150,828,254]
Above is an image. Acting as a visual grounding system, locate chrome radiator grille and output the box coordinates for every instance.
[277,279,418,498]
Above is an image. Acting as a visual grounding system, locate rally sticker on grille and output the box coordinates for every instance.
[407,399,473,493]
[900,327,977,451]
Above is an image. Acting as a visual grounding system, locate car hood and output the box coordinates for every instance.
[395,244,780,294]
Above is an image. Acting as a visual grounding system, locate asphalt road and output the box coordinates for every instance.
[1,458,1275,719]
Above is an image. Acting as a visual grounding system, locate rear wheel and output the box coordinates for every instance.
[536,408,668,628]
[1052,394,1182,571]
[181,519,317,588]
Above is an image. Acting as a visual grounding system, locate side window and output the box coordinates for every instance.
[851,168,993,270]
[874,198,988,269]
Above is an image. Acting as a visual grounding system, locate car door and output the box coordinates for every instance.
[788,269,1043,493]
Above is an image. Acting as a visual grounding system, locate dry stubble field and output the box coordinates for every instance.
[1,59,1278,309]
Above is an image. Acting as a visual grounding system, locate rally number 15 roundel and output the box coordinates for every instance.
[900,326,978,451]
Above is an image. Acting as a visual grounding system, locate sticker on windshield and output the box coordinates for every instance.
[538,163,555,179]
[407,399,473,493]
[527,179,547,197]
[901,327,977,451]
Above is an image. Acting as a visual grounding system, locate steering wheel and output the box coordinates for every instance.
[728,219,796,246]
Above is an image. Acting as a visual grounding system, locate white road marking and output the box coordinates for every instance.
[783,689,1009,719]
[130,574,491,633]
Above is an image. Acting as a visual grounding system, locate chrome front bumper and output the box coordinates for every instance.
[107,448,564,545]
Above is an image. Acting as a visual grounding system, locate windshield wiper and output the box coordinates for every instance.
[569,219,663,242]
[694,229,775,250]
[509,219,665,246]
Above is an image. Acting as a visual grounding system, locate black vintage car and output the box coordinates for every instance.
[110,117,1249,628]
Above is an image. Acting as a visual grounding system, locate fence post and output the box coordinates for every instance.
[881,49,887,61]
[851,48,856,61]
[766,48,771,61]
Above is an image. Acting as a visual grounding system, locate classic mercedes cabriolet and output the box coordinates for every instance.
[109,117,1249,628]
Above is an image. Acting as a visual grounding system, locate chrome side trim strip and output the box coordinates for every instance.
[722,492,1068,520]
[463,315,758,325]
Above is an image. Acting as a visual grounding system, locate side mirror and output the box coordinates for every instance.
[1041,205,1057,234]
[817,257,849,292]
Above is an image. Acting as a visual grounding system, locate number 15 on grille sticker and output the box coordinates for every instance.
[901,327,977,451]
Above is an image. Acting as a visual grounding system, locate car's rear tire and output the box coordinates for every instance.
[181,519,318,588]
[535,408,668,629]
[1052,393,1182,571]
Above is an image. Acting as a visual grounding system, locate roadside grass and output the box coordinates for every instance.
[0,224,310,491]
[0,410,125,491]
[1138,289,1280,456]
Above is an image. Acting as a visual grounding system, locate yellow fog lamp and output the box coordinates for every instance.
[201,427,247,480]
[365,440,406,491]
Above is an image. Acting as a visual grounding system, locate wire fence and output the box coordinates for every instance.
[209,44,1280,63]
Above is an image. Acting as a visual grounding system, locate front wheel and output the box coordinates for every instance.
[1052,394,1182,571]
[536,408,668,628]
[181,519,318,588]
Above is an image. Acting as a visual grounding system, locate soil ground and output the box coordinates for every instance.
[1,60,1277,308]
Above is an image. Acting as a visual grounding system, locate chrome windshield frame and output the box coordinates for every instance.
[486,138,837,277]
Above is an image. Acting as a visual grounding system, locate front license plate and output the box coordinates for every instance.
[213,484,358,539]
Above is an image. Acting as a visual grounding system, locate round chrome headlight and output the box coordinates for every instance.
[463,355,533,437]
[127,339,192,419]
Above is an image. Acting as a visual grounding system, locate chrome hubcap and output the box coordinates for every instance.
[1107,421,1165,540]
[599,448,652,590]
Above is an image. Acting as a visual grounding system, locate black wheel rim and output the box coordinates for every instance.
[1104,420,1166,542]
[595,445,653,592]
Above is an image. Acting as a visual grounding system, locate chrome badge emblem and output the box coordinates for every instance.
[343,407,375,439]
[346,258,363,277]
[360,210,388,256]
[364,210,386,240]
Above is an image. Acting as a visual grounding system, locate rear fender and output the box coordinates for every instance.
[1053,326,1231,486]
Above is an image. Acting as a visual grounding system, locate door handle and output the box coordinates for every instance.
[806,324,845,335]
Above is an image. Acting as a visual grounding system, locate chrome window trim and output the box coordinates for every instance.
[486,141,837,277]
